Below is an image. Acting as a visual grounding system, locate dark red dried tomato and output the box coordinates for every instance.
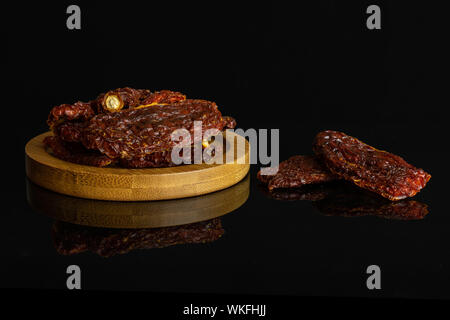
[43,136,114,167]
[45,88,235,168]
[313,130,431,200]
[257,155,339,191]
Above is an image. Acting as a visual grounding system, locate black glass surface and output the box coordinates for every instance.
[3,1,448,301]
[2,157,447,299]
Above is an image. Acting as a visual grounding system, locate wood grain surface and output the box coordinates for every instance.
[25,131,250,201]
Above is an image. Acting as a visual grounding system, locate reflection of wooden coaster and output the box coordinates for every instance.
[26,174,249,228]
[25,131,250,201]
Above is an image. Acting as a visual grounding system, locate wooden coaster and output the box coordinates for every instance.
[25,131,250,201]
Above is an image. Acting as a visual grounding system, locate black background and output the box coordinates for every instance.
[3,0,449,309]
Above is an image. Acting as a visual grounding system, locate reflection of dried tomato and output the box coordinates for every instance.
[313,183,429,220]
[313,131,431,200]
[52,218,224,258]
[259,180,429,220]
[257,182,334,201]
[257,155,338,191]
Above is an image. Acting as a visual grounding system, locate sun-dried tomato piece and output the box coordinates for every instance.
[47,102,95,128]
[43,136,113,167]
[313,131,431,200]
[118,144,206,168]
[53,121,86,143]
[138,90,186,107]
[257,155,339,191]
[45,88,235,168]
[94,87,151,113]
[81,99,227,160]
[222,116,237,129]
[118,150,175,168]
